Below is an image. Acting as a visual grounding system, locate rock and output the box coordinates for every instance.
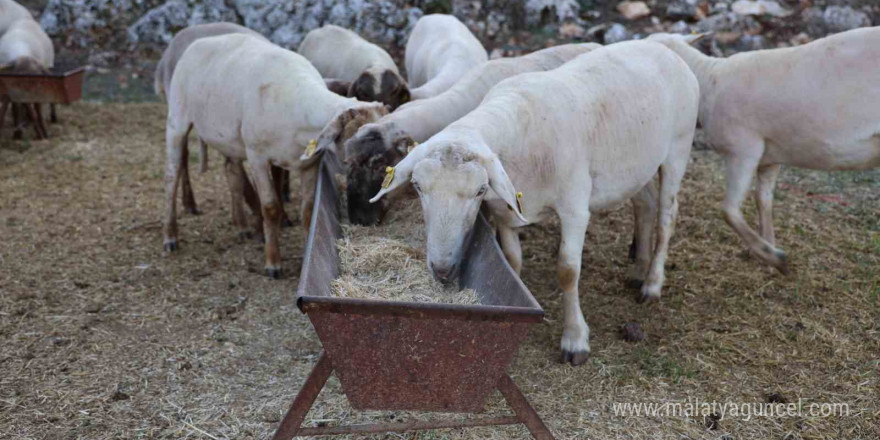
[670,20,690,34]
[617,1,651,20]
[714,31,742,44]
[603,22,631,43]
[696,12,759,34]
[189,0,238,26]
[558,22,585,39]
[736,33,767,51]
[127,0,190,45]
[790,32,811,46]
[819,6,872,33]
[666,1,697,20]
[525,0,581,26]
[731,0,791,18]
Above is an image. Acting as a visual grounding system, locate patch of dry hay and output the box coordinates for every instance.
[333,200,479,305]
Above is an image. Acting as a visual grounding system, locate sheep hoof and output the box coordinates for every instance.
[238,231,253,241]
[774,251,791,276]
[560,350,590,366]
[625,278,644,290]
[281,216,294,228]
[282,192,292,203]
[163,240,178,252]
[185,206,202,216]
[637,289,660,304]
[265,267,282,279]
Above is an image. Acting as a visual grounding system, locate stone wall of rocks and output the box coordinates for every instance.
[33,0,880,57]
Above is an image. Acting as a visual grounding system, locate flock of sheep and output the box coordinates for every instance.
[3,0,877,366]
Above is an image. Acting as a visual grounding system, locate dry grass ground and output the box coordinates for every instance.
[0,103,877,440]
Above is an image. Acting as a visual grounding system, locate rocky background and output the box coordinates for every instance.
[10,0,879,99]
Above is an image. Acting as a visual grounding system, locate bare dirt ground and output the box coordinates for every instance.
[0,103,878,439]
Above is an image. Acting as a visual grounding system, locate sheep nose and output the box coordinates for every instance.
[431,262,457,284]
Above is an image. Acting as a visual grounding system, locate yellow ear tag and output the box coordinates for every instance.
[515,191,524,213]
[407,141,419,154]
[305,139,317,157]
[381,166,395,189]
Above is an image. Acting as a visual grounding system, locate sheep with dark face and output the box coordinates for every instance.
[299,25,410,110]
[332,43,600,226]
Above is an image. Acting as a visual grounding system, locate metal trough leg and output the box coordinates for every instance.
[270,352,555,439]
[272,352,334,440]
[497,374,554,440]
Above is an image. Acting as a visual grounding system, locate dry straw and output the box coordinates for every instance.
[332,199,479,304]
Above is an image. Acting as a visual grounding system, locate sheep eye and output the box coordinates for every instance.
[476,185,488,197]
[411,181,421,193]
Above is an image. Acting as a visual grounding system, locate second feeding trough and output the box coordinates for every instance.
[271,152,554,439]
[0,64,84,139]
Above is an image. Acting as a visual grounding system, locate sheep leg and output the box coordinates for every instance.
[224,157,252,241]
[498,224,522,275]
[163,125,190,252]
[32,104,48,139]
[0,99,8,133]
[179,141,201,215]
[271,165,294,227]
[249,158,283,278]
[239,162,265,242]
[281,169,291,203]
[723,155,789,274]
[755,164,781,246]
[11,103,22,140]
[639,159,686,302]
[627,183,658,289]
[50,104,58,123]
[557,207,591,366]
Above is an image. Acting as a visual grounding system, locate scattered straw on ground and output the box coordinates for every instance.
[333,200,479,305]
[0,103,877,440]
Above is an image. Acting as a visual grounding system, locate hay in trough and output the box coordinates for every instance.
[332,199,480,305]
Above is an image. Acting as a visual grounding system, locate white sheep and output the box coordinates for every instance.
[0,18,53,73]
[648,28,880,273]
[405,14,488,100]
[0,0,33,36]
[154,22,266,101]
[153,22,269,217]
[299,25,409,109]
[0,17,54,138]
[164,33,386,278]
[371,41,699,365]
[337,42,601,225]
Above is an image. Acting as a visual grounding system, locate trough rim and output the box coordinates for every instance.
[295,151,545,323]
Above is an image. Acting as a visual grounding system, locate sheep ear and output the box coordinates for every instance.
[302,108,357,162]
[369,142,430,203]
[392,136,416,155]
[684,32,711,45]
[483,154,528,223]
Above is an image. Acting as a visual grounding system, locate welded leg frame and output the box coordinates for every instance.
[270,352,554,440]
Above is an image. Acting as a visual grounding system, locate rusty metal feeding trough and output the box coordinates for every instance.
[272,152,554,439]
[0,64,84,140]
